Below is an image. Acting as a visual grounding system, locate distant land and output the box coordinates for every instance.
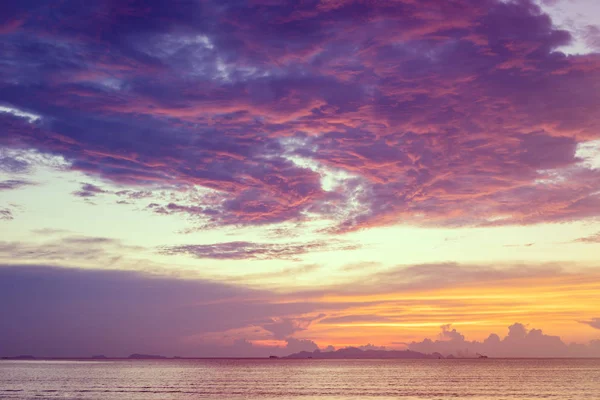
[0,355,36,360]
[127,353,167,359]
[0,349,495,360]
[284,347,444,359]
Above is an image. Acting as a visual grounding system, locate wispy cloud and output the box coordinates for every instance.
[574,232,600,243]
[0,208,13,220]
[72,183,109,198]
[0,179,36,190]
[160,240,360,261]
[0,236,145,265]
[579,318,600,330]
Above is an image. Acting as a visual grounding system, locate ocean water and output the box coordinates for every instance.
[1,358,599,399]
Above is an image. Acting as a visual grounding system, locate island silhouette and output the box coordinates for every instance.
[284,347,444,359]
[0,349,497,360]
[127,353,167,359]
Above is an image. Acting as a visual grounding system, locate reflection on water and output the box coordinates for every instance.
[1,358,599,399]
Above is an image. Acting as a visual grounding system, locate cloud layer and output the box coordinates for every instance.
[1,263,598,358]
[160,240,359,260]
[1,0,600,232]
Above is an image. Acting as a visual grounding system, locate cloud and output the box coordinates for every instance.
[229,263,322,282]
[72,183,109,198]
[283,337,320,354]
[0,0,598,232]
[409,323,600,358]
[160,240,360,261]
[0,208,13,220]
[115,189,153,200]
[0,262,598,358]
[326,262,567,295]
[29,228,70,235]
[319,315,394,324]
[579,318,600,330]
[0,264,328,358]
[184,337,322,358]
[0,236,144,266]
[0,154,30,174]
[0,179,36,190]
[262,314,325,340]
[583,25,600,51]
[357,343,387,351]
[574,232,600,243]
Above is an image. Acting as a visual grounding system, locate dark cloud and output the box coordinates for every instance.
[0,208,13,220]
[72,183,109,198]
[0,154,30,174]
[0,179,35,190]
[579,318,600,330]
[160,240,360,261]
[115,189,153,200]
[0,0,600,232]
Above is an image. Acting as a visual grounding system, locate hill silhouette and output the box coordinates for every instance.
[128,353,167,359]
[284,347,443,359]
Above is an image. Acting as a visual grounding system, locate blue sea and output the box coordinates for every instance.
[1,358,599,399]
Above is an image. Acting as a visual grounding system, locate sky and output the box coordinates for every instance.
[1,0,600,358]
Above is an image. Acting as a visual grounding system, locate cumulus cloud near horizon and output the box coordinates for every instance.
[409,323,600,358]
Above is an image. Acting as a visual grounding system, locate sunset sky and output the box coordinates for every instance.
[1,0,600,358]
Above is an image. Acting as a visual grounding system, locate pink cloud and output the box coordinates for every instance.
[1,0,600,232]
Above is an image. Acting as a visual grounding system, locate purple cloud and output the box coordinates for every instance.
[584,25,600,51]
[574,232,600,243]
[72,183,109,198]
[0,0,599,231]
[0,264,330,358]
[579,318,600,330]
[0,235,145,266]
[0,208,14,220]
[160,240,360,261]
[262,315,325,340]
[0,155,30,174]
[0,179,35,190]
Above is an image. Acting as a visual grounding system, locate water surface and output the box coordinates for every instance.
[1,358,598,399]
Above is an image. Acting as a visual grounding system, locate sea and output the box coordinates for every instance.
[1,358,599,399]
